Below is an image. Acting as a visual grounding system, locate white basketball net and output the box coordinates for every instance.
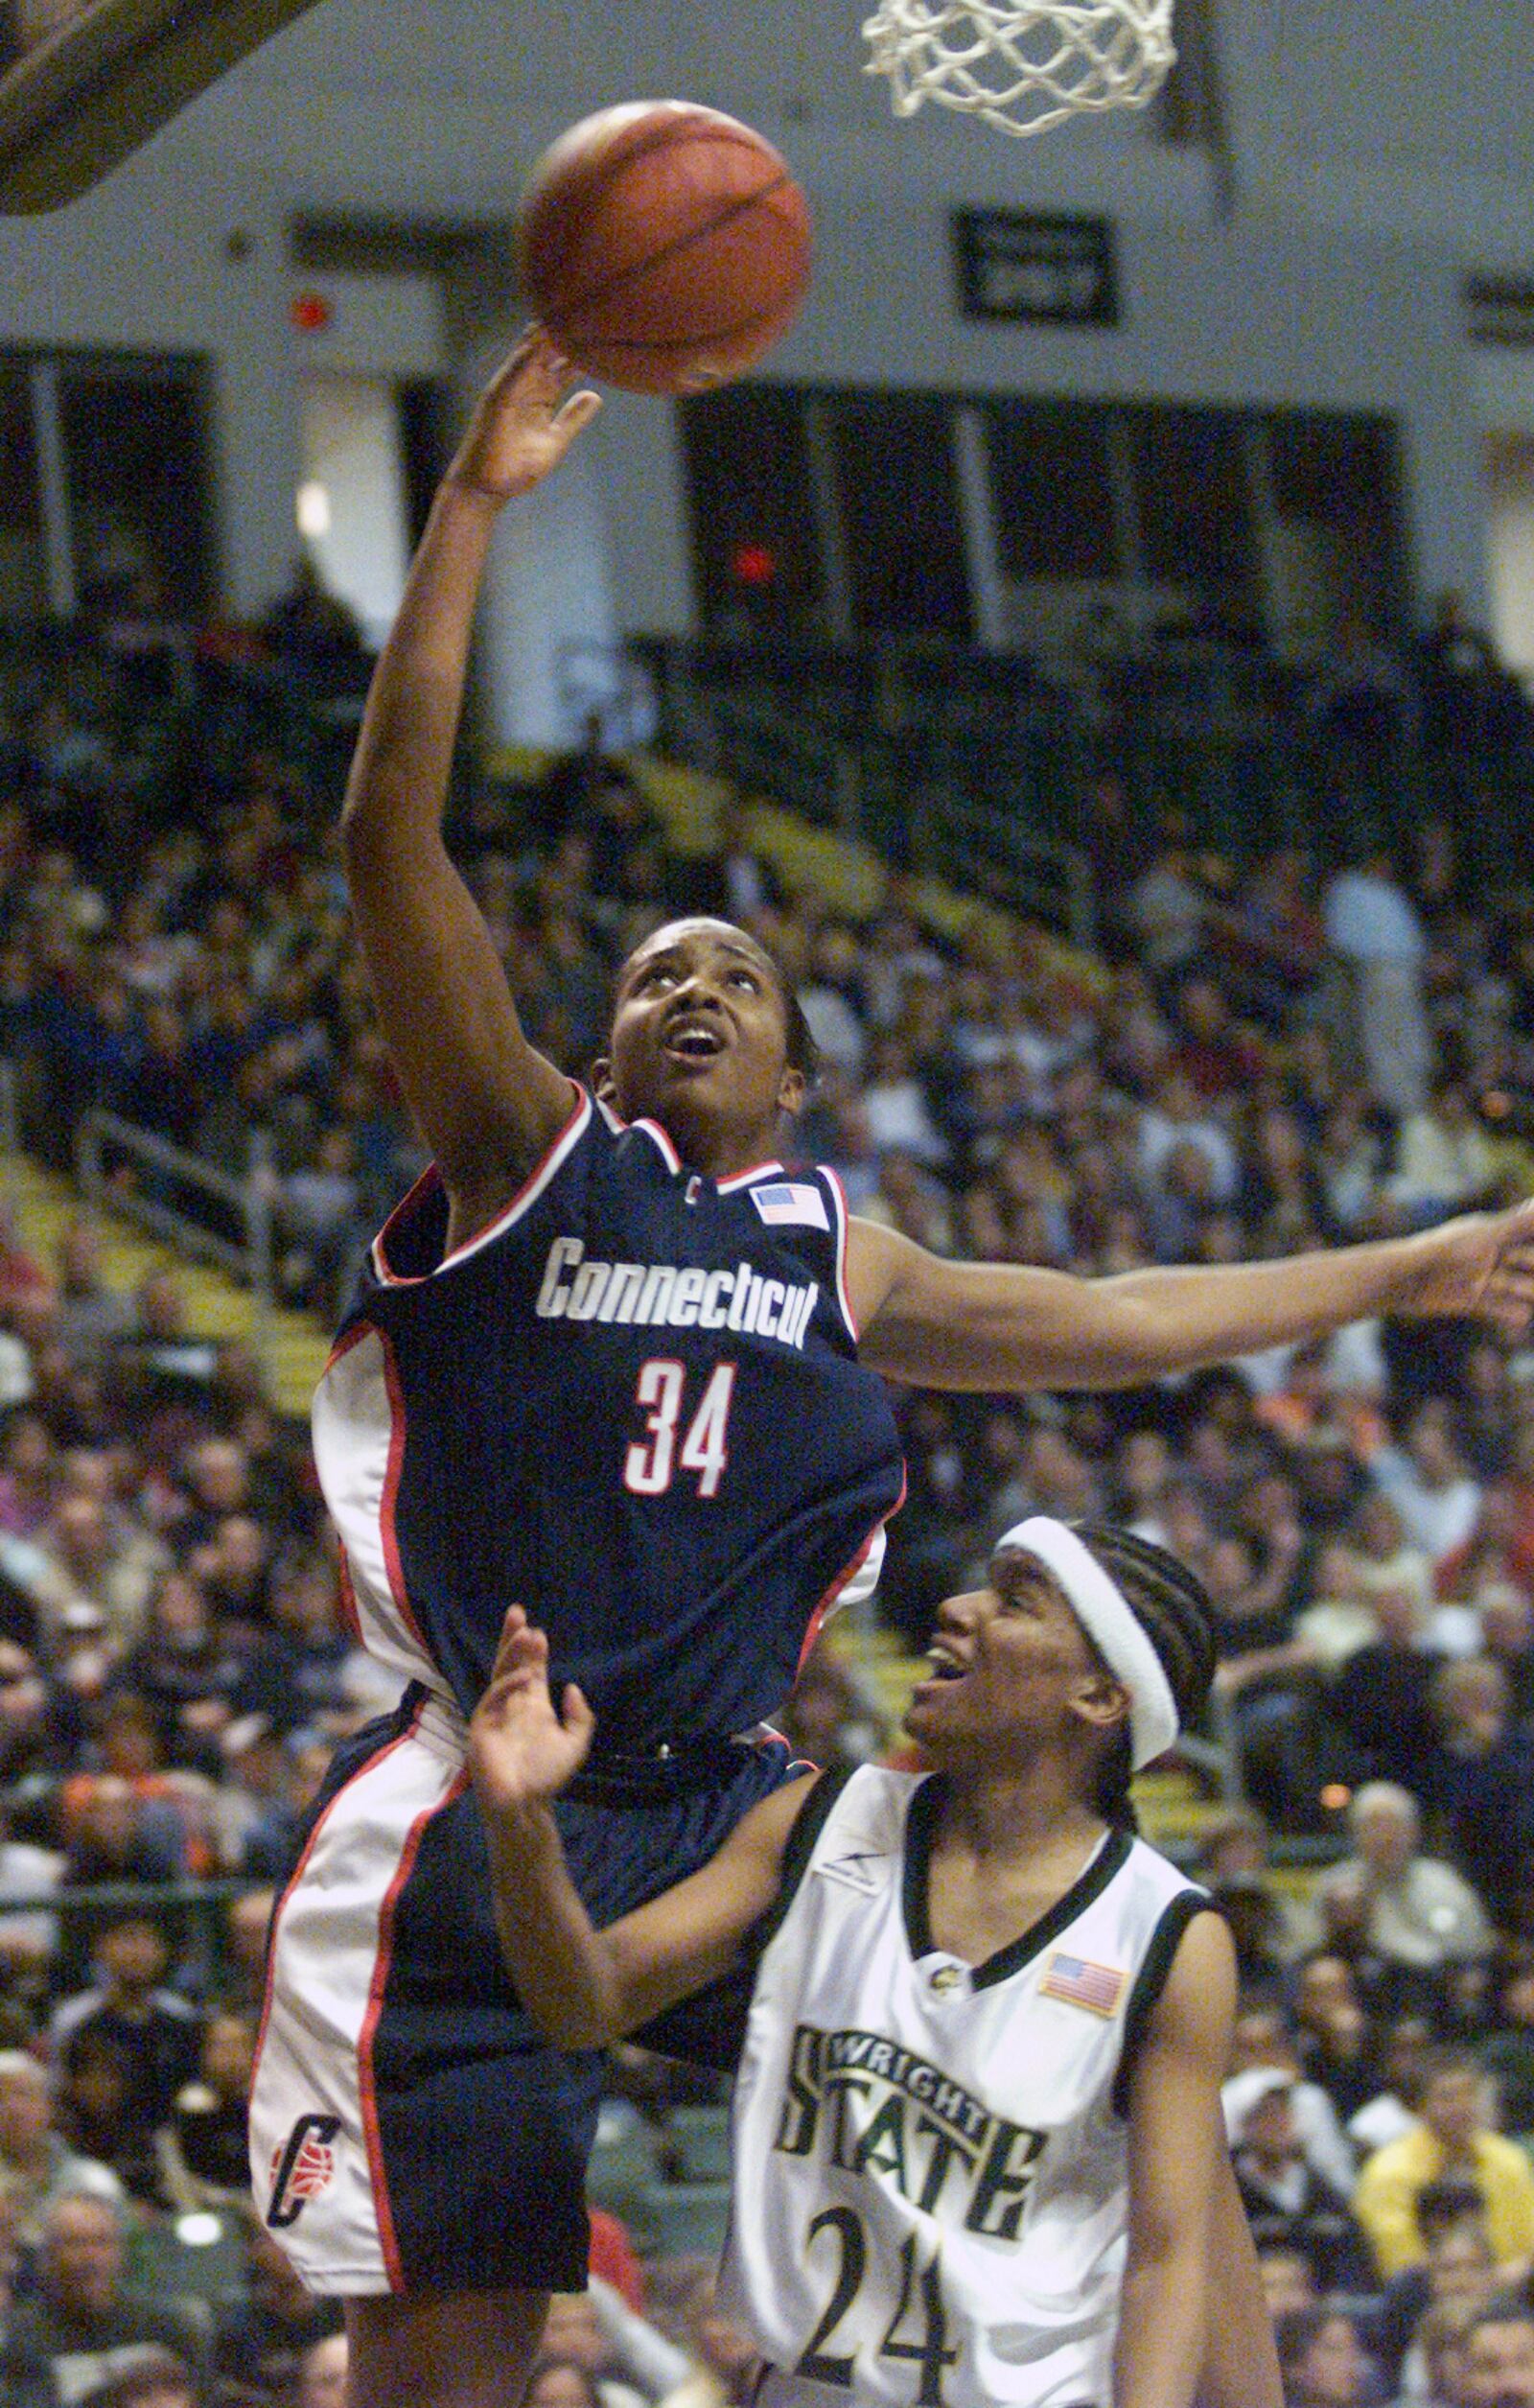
[862,0,1175,137]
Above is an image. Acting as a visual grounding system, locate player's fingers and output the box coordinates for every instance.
[489,326,566,410]
[1489,1229,1534,1282]
[489,1602,530,1675]
[1498,1272,1534,1308]
[1482,1278,1531,1328]
[490,1610,551,1695]
[503,1630,550,1694]
[491,329,546,391]
[553,388,602,438]
[561,1684,596,1759]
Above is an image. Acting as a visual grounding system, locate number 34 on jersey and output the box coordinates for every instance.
[624,1360,737,1498]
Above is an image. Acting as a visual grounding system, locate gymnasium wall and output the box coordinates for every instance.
[0,0,1528,633]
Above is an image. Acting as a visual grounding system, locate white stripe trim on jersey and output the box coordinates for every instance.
[821,1167,861,1344]
[714,1158,785,1193]
[999,1517,1179,1770]
[631,1114,682,1173]
[595,1099,679,1174]
[369,1084,592,1285]
[314,1323,436,1695]
[794,1468,904,1673]
[592,1099,784,1197]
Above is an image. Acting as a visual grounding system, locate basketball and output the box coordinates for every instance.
[516,101,812,396]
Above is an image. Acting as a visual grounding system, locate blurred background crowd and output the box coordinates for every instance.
[2,581,1534,2404]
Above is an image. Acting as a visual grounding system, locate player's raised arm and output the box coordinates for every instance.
[468,1608,810,2046]
[339,332,600,1227]
[848,1198,1534,1391]
[1115,1909,1236,2408]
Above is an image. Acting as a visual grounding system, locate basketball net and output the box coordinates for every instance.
[861,0,1175,137]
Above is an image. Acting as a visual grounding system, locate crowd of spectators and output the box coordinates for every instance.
[1,587,1534,2401]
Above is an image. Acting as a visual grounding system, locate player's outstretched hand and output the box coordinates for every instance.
[468,1604,594,1811]
[447,328,601,505]
[1400,1196,1534,1338]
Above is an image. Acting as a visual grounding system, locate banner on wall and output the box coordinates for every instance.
[952,209,1120,329]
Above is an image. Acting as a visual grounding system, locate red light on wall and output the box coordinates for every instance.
[291,290,332,333]
[731,542,777,587]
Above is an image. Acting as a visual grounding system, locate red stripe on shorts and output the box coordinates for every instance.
[357,1765,473,2291]
[250,1695,427,2097]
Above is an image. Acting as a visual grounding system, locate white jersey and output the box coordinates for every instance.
[719,1766,1207,2408]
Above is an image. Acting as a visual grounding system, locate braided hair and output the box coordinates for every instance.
[1069,1522,1218,1833]
[779,978,822,1084]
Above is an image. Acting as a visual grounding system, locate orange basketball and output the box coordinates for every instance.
[516,102,812,396]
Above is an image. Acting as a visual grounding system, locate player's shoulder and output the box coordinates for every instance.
[1108,1849,1222,2114]
[799,1761,921,1870]
[358,1081,598,1290]
[1120,1829,1208,1908]
[757,1762,915,1930]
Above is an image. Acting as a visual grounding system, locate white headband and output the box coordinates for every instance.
[997,1517,1180,1771]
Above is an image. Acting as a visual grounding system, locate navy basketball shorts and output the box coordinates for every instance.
[248,1683,798,2296]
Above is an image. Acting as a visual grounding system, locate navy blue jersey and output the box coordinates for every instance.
[313,1086,906,1742]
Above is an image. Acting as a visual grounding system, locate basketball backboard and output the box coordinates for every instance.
[0,0,326,211]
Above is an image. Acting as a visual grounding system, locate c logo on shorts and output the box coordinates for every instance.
[267,2112,342,2229]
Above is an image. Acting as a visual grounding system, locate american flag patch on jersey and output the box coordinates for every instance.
[751,1181,829,1231]
[1040,1952,1127,2017]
